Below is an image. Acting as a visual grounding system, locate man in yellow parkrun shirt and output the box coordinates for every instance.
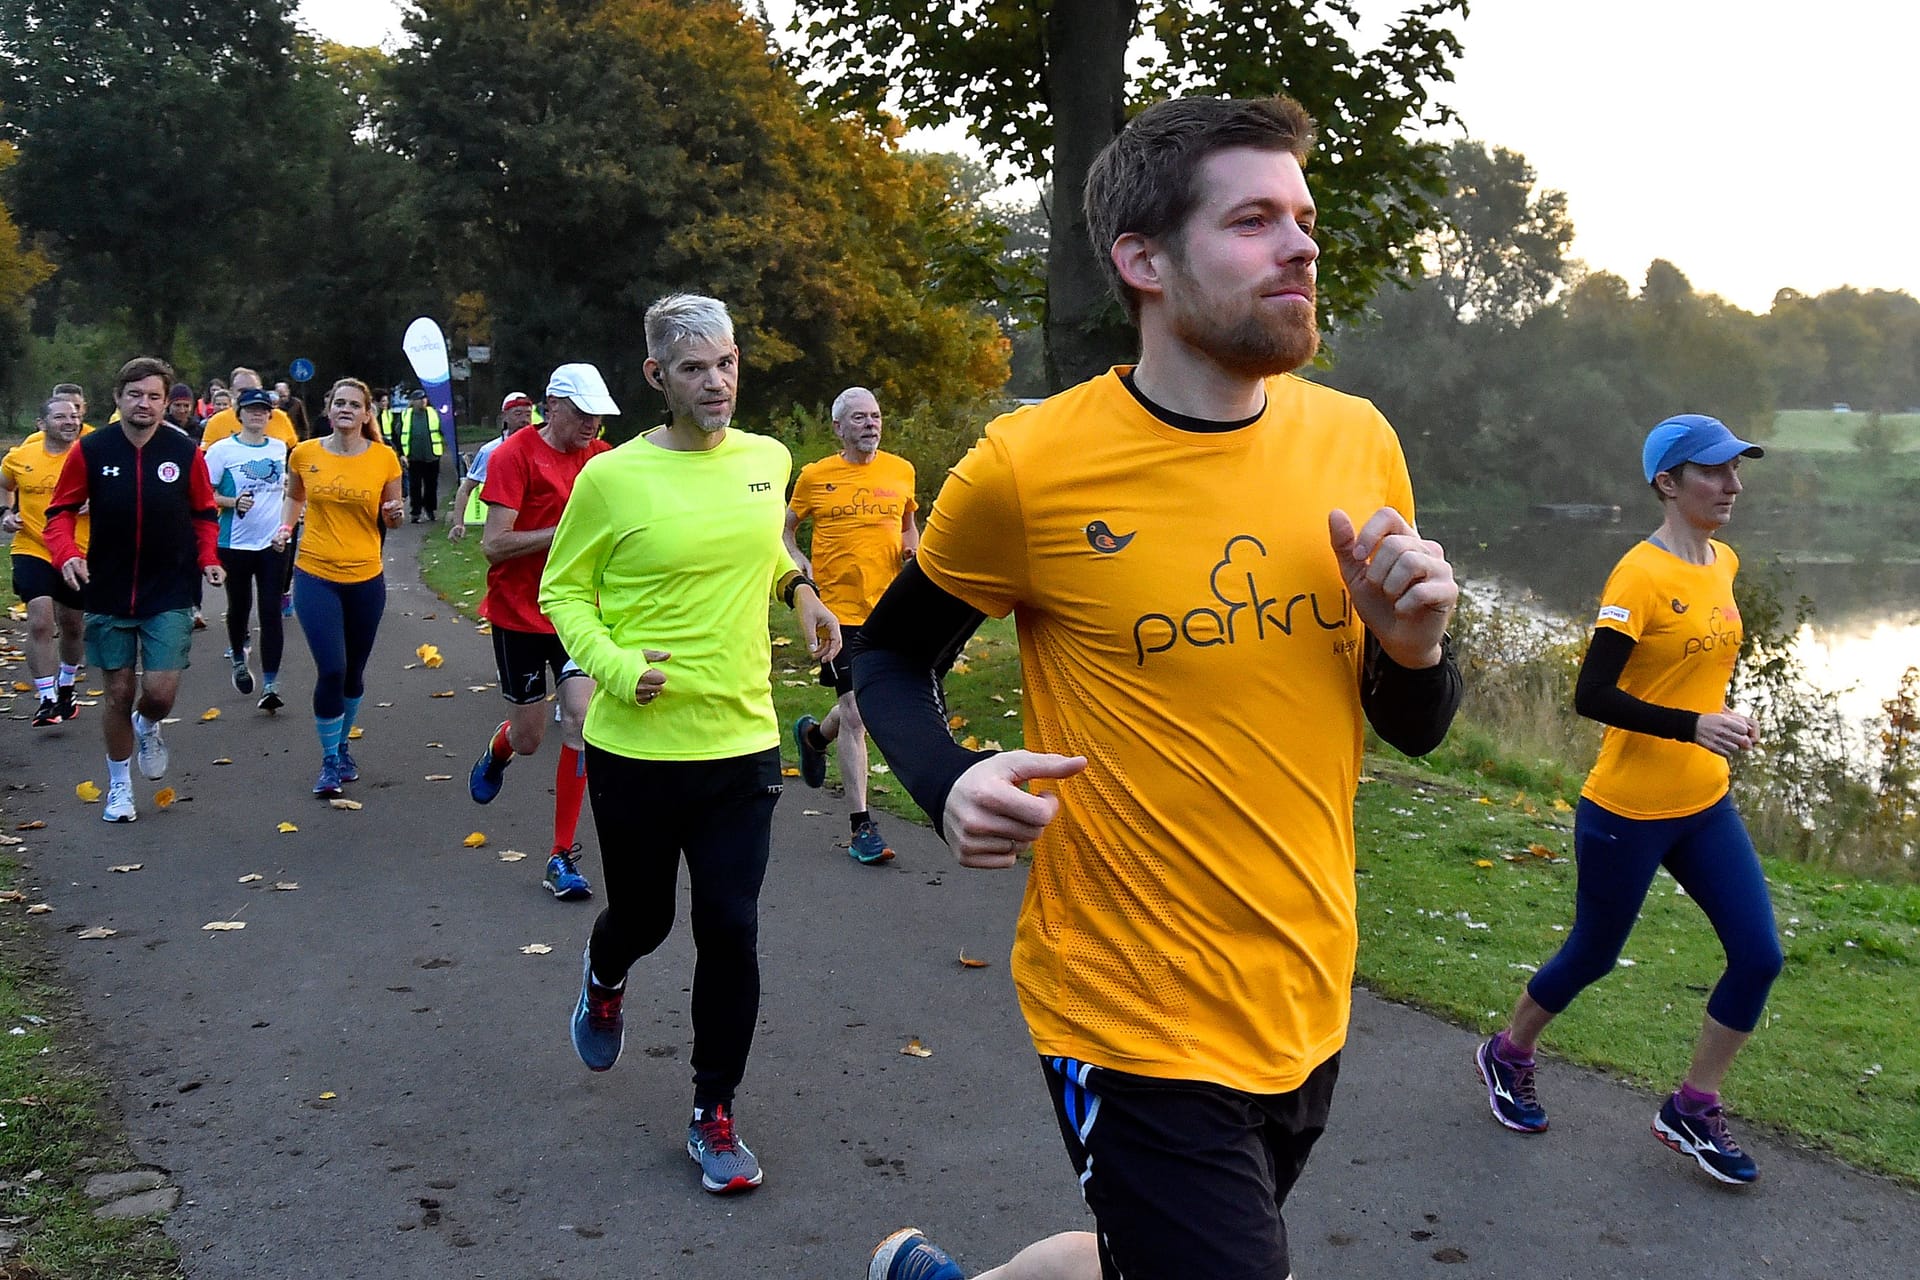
[542,293,840,1198]
[855,97,1463,1280]
[198,366,301,451]
[784,386,919,864]
[2,395,90,725]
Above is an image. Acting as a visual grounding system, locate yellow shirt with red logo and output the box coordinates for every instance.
[788,451,917,625]
[201,407,301,450]
[3,437,90,561]
[1580,539,1742,819]
[917,368,1415,1095]
[289,439,402,584]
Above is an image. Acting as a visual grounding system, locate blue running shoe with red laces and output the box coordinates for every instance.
[687,1104,763,1194]
[470,722,511,804]
[1653,1093,1758,1184]
[869,1228,965,1280]
[569,948,624,1071]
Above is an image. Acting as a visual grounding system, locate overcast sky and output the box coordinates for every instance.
[299,0,1918,314]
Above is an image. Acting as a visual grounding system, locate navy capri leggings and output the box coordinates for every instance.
[292,568,386,720]
[1528,794,1783,1033]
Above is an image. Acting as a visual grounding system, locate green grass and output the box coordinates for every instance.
[415,534,1920,1185]
[1770,410,1920,454]
[0,863,183,1278]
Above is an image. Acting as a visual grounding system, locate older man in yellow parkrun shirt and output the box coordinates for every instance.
[784,385,920,865]
[542,293,840,1200]
[856,96,1464,1280]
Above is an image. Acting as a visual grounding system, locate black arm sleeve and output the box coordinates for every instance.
[851,560,993,838]
[1361,632,1464,756]
[1571,627,1699,742]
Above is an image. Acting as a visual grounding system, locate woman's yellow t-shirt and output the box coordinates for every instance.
[289,439,401,584]
[1580,538,1742,819]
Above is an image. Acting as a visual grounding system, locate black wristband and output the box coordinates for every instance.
[781,574,817,609]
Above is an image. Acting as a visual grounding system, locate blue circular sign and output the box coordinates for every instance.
[288,358,315,383]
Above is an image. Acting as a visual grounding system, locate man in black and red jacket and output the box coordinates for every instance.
[45,356,224,824]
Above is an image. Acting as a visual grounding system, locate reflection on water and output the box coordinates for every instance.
[1429,512,1920,735]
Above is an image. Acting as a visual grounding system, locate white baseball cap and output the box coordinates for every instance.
[546,363,620,416]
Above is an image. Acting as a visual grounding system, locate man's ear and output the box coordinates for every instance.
[643,360,664,390]
[1111,232,1165,300]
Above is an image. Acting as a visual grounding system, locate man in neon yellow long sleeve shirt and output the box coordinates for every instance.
[539,293,839,1197]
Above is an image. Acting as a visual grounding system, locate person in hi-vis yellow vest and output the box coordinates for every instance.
[392,388,446,522]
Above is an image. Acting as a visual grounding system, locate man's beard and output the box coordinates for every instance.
[1169,277,1320,377]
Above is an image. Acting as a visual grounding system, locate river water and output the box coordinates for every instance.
[1426,511,1920,740]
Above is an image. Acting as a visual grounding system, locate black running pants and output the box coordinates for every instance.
[584,745,783,1111]
[217,546,288,676]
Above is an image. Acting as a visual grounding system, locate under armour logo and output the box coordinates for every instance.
[101,465,121,477]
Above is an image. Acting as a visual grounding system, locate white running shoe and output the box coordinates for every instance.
[135,720,169,780]
[103,782,137,823]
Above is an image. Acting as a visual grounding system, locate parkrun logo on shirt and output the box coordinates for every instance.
[823,486,905,519]
[1131,534,1352,666]
[1683,605,1741,657]
[310,473,376,506]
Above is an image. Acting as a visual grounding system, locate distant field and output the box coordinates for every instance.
[1770,409,1920,453]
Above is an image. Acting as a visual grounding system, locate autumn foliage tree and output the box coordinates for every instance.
[383,0,1007,425]
[0,142,54,401]
[798,0,1467,389]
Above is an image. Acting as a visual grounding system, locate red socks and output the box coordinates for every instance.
[489,720,515,762]
[554,744,586,851]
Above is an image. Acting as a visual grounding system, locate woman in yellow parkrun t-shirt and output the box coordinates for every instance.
[274,378,404,801]
[1475,415,1784,1186]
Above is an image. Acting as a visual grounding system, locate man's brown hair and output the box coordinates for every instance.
[115,356,175,396]
[1083,95,1316,322]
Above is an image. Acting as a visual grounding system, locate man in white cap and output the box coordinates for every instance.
[467,366,615,903]
[447,391,537,543]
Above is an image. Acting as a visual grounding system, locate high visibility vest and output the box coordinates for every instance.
[397,406,445,457]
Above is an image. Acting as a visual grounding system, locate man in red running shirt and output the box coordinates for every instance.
[466,363,617,901]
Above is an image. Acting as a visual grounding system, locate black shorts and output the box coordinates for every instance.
[491,626,587,705]
[817,624,861,696]
[1041,1052,1340,1280]
[11,554,83,611]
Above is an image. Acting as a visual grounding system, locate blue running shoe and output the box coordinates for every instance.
[335,742,360,783]
[1475,1035,1548,1133]
[312,754,344,799]
[469,722,510,804]
[869,1228,965,1280]
[544,845,593,900]
[570,948,624,1071]
[849,820,895,865]
[687,1104,763,1195]
[1653,1093,1758,1184]
[793,714,827,788]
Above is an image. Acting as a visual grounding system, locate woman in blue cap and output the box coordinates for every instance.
[1473,414,1784,1185]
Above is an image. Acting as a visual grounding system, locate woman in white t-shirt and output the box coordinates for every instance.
[202,388,291,710]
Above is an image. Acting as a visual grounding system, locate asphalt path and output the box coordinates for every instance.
[5,523,1916,1279]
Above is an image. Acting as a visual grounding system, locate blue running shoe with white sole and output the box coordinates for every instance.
[544,845,592,900]
[793,714,827,788]
[1475,1035,1548,1133]
[687,1105,762,1194]
[470,722,510,804]
[335,742,360,783]
[312,754,344,798]
[869,1228,965,1280]
[1653,1093,1757,1184]
[570,949,624,1071]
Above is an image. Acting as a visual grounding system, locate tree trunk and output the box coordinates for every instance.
[1043,0,1138,392]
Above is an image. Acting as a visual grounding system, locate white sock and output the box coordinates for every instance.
[34,676,55,701]
[107,757,131,789]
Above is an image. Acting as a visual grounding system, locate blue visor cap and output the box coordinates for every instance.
[1641,414,1764,483]
[236,388,274,411]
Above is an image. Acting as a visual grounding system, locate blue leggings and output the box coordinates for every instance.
[1529,795,1783,1033]
[292,569,386,719]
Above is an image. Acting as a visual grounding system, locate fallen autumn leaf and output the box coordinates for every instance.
[201,921,246,931]
[76,926,116,940]
[75,780,102,803]
[200,707,221,721]
[463,831,487,848]
[899,1038,933,1058]
[520,943,553,955]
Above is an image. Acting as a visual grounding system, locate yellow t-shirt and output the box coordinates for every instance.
[201,407,300,450]
[788,451,917,625]
[1580,539,1742,819]
[289,439,401,583]
[2,438,90,561]
[917,368,1415,1094]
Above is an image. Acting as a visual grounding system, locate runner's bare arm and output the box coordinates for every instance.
[480,503,554,565]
